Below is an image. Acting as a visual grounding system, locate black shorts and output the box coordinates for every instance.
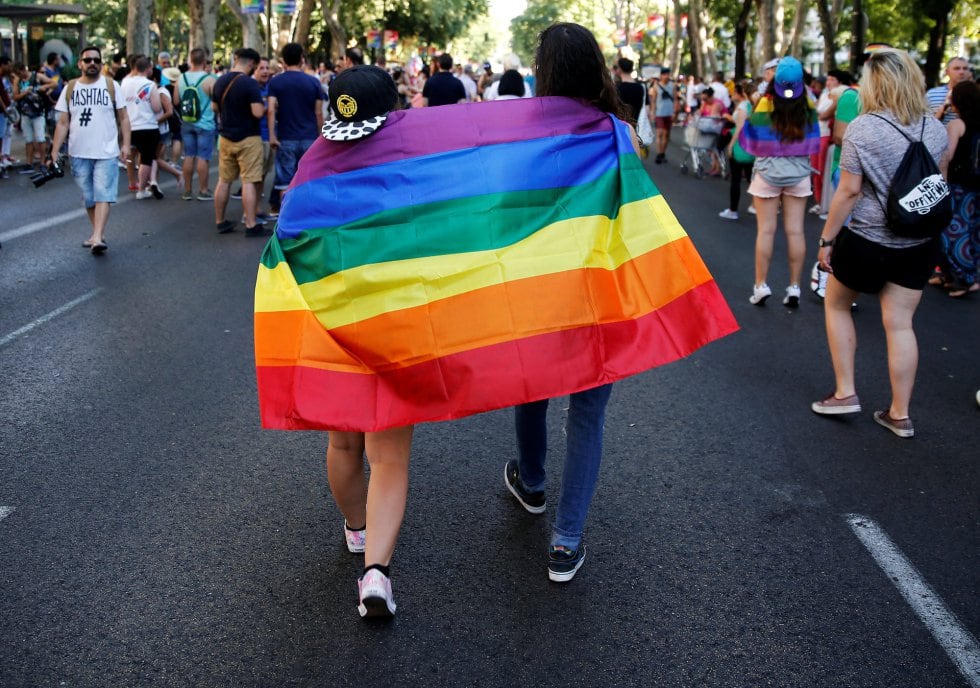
[131,128,161,163]
[831,227,939,293]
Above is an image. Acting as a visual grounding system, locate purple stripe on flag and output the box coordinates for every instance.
[289,97,614,189]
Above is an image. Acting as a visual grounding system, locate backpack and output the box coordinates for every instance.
[868,114,952,239]
[18,73,45,118]
[179,73,208,123]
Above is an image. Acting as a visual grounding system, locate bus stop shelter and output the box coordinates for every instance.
[0,4,87,65]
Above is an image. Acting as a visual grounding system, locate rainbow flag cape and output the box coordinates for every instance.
[738,94,820,157]
[255,97,737,432]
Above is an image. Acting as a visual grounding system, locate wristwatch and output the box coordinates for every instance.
[818,237,834,247]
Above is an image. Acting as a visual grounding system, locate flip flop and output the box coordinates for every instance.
[82,240,107,248]
[90,242,108,255]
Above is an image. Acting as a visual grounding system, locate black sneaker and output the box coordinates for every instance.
[216,219,238,234]
[149,182,164,199]
[244,222,272,237]
[230,187,242,199]
[503,460,546,514]
[548,544,586,583]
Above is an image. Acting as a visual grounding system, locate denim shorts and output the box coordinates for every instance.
[70,156,119,208]
[181,123,216,161]
[23,115,46,143]
[273,139,315,190]
[0,113,6,140]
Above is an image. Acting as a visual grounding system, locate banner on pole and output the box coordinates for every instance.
[242,0,264,14]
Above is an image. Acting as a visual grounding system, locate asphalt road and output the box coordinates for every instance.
[0,135,977,688]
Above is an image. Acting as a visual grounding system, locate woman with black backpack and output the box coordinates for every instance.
[811,48,950,439]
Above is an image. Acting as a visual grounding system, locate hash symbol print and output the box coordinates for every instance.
[78,108,93,126]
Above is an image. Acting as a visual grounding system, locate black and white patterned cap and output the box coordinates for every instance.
[321,65,398,142]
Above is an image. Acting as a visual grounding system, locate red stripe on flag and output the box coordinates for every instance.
[256,281,737,432]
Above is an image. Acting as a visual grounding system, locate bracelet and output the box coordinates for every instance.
[818,237,834,247]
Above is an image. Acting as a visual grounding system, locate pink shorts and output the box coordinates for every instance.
[748,172,812,198]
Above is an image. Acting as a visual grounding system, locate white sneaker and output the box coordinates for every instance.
[749,283,771,305]
[358,569,396,618]
[344,522,366,553]
[808,204,822,215]
[718,209,739,220]
[810,261,828,299]
[818,213,828,220]
[135,190,151,200]
[783,284,801,308]
[748,205,757,215]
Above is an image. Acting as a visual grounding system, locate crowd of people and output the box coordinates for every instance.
[0,32,976,619]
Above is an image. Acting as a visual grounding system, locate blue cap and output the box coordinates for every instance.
[773,56,804,99]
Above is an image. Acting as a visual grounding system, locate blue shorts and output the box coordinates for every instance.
[70,157,119,208]
[0,113,7,140]
[181,123,216,161]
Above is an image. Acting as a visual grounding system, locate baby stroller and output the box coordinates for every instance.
[680,114,729,179]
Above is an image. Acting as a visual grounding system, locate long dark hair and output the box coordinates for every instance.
[534,22,628,121]
[950,80,980,127]
[769,92,809,142]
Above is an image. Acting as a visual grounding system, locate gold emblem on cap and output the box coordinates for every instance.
[337,94,358,118]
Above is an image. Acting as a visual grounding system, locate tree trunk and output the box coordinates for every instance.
[127,0,153,56]
[922,3,950,88]
[848,0,865,70]
[669,0,682,75]
[701,8,718,76]
[773,0,785,56]
[734,0,753,80]
[224,0,266,53]
[814,0,836,71]
[188,0,220,58]
[787,0,807,58]
[294,0,315,48]
[687,0,704,77]
[276,13,292,51]
[318,0,346,65]
[756,0,776,61]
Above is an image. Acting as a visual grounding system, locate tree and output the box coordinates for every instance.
[187,0,221,56]
[294,0,317,48]
[127,0,153,55]
[224,0,266,53]
[320,0,347,63]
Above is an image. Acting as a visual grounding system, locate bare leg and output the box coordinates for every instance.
[879,282,923,419]
[242,181,257,227]
[326,431,367,529]
[823,274,860,398]
[214,177,230,223]
[363,426,414,567]
[181,156,194,194]
[138,163,152,192]
[197,158,210,194]
[781,195,808,286]
[753,196,780,286]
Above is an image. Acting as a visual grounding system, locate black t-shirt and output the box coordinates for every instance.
[616,81,646,125]
[422,72,466,107]
[213,71,264,142]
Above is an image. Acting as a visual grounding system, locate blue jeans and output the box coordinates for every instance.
[70,157,119,207]
[273,139,315,190]
[515,383,613,550]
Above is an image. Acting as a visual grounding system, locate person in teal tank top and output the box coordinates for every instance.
[177,48,217,200]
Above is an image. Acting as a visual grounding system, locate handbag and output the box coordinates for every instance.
[637,85,654,147]
[5,103,20,125]
[696,116,723,135]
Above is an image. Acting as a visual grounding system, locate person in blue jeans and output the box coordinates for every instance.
[267,42,323,205]
[506,384,613,582]
[502,22,643,584]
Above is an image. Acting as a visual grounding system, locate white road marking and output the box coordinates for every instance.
[0,506,14,521]
[0,175,197,244]
[845,513,980,688]
[0,288,103,348]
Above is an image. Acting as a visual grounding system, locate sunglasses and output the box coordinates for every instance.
[81,57,102,64]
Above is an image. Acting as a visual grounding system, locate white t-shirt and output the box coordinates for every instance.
[483,79,530,101]
[158,86,171,134]
[121,74,158,131]
[708,81,731,109]
[54,76,125,159]
[816,90,834,136]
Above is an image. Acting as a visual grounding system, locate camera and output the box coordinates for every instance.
[31,160,64,189]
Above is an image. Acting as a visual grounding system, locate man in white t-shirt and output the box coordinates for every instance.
[121,55,163,199]
[49,46,131,255]
[483,54,530,100]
